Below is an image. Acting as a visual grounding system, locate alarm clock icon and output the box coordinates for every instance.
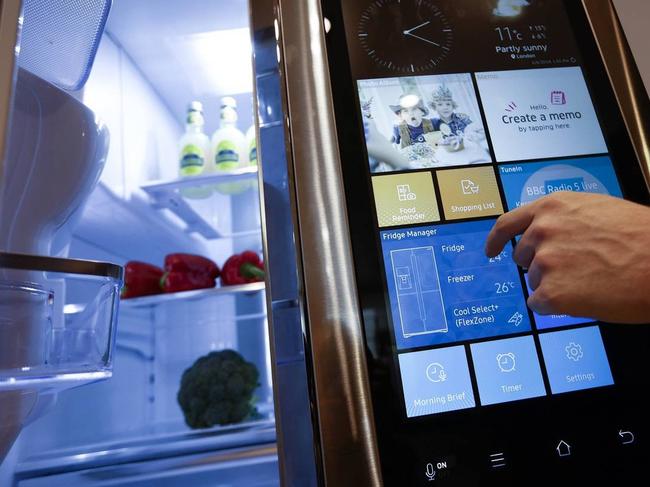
[497,353,516,373]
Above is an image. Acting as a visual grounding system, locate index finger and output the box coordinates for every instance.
[485,204,536,257]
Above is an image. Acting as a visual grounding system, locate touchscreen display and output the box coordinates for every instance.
[325,0,650,482]
[347,0,618,419]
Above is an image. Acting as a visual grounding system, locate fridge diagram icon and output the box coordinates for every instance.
[390,247,447,338]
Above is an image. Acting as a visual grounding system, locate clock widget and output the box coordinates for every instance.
[358,0,453,73]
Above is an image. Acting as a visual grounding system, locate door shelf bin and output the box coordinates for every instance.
[0,252,123,392]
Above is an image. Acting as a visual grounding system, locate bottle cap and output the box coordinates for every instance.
[220,96,237,110]
[188,101,203,113]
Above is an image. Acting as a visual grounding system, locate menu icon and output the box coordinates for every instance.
[489,452,506,468]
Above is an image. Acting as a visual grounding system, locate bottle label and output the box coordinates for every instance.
[180,144,205,174]
[220,107,238,124]
[215,140,240,167]
[187,111,203,126]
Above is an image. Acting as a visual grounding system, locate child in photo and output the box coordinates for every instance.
[390,94,434,148]
[429,84,487,154]
[389,94,438,167]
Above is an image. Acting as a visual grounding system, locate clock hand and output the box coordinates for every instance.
[403,20,431,35]
[404,32,441,47]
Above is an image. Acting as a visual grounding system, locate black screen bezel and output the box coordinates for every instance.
[321,0,650,484]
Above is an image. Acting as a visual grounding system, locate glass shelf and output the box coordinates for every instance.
[141,168,260,240]
[120,281,265,309]
[16,419,276,477]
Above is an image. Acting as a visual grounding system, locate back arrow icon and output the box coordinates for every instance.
[619,430,635,445]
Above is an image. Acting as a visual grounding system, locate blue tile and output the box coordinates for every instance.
[498,156,622,211]
[398,346,476,417]
[470,335,546,406]
[539,326,614,394]
[381,220,530,350]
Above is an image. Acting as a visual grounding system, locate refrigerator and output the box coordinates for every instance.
[2,1,650,487]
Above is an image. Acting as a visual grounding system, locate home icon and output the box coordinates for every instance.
[556,440,571,457]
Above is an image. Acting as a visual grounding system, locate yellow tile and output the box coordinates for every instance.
[372,172,440,228]
[437,166,504,220]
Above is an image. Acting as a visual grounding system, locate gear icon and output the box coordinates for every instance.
[565,342,583,362]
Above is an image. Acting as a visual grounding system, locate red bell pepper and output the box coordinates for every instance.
[164,253,220,279]
[161,271,216,293]
[121,261,165,299]
[221,251,265,285]
[161,253,220,293]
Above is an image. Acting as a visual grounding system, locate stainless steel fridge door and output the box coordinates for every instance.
[251,0,382,485]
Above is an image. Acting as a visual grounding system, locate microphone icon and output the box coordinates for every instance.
[425,463,436,481]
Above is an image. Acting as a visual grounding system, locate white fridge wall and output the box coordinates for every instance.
[84,34,182,199]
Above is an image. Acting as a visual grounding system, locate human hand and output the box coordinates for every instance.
[485,191,650,323]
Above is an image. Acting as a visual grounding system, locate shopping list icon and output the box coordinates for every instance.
[551,90,567,105]
[461,179,480,195]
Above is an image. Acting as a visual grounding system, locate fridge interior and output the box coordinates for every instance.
[1,0,277,484]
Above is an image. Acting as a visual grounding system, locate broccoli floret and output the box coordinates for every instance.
[177,349,260,428]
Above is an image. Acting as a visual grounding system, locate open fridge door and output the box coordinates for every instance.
[1,1,277,485]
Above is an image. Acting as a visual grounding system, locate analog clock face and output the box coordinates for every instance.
[358,0,453,73]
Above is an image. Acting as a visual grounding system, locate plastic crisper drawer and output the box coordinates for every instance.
[18,0,112,91]
[0,252,122,391]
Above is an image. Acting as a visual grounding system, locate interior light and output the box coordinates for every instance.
[185,28,253,95]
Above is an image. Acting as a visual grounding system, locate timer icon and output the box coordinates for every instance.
[497,353,516,373]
